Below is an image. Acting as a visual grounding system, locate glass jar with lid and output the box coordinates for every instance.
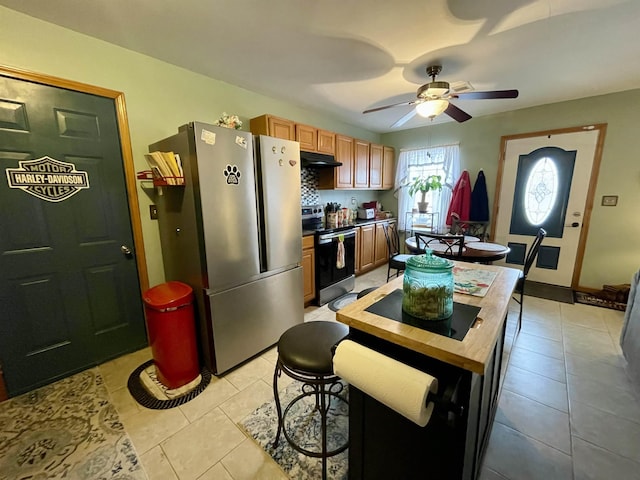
[402,250,454,320]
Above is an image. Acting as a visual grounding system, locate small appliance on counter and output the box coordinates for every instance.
[357,208,375,220]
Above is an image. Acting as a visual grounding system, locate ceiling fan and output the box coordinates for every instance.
[363,65,519,126]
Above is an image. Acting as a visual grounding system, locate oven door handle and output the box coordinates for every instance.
[318,230,356,244]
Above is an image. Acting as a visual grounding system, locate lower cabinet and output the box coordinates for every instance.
[302,235,315,304]
[357,220,393,275]
[358,224,375,273]
[374,222,389,267]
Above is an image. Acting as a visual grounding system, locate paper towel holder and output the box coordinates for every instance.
[426,376,464,421]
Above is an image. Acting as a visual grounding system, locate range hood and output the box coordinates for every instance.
[300,151,342,168]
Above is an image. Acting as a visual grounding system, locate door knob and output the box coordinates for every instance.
[121,245,132,256]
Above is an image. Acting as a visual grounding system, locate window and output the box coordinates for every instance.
[524,157,558,226]
[395,144,460,232]
[406,163,444,211]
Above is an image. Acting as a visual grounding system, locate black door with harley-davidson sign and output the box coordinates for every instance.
[0,74,147,396]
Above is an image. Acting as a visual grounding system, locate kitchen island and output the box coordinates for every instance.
[336,262,520,480]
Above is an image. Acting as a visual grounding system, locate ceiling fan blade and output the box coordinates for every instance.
[391,108,418,128]
[363,100,416,114]
[444,103,472,123]
[454,89,519,100]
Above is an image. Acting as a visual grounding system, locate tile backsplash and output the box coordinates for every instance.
[301,167,320,205]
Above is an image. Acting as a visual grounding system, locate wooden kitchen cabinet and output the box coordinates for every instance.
[250,114,295,140]
[369,143,383,189]
[296,123,317,152]
[374,221,390,267]
[358,224,375,272]
[354,140,370,189]
[317,129,336,154]
[302,235,315,304]
[318,134,353,189]
[296,124,336,155]
[382,146,395,189]
[357,220,394,275]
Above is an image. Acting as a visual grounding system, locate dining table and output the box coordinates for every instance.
[405,235,511,263]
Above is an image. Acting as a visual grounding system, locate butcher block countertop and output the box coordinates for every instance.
[336,261,521,374]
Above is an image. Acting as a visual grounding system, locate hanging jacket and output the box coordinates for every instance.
[446,170,472,226]
[470,170,489,221]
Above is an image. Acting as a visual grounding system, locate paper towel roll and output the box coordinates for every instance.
[333,340,438,427]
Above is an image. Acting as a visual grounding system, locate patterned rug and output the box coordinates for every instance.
[0,369,147,480]
[239,379,349,479]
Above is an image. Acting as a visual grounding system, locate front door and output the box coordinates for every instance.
[0,69,148,396]
[492,125,606,287]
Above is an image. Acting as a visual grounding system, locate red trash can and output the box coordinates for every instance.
[143,281,199,389]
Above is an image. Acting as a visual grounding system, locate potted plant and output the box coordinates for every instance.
[408,175,443,213]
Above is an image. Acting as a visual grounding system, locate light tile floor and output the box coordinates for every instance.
[97,266,640,480]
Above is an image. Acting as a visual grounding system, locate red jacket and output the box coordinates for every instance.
[446,170,471,225]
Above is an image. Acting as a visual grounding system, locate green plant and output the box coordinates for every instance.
[408,175,443,203]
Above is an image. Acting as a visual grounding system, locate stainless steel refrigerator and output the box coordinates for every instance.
[150,122,303,374]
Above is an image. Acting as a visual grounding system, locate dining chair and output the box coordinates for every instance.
[450,216,489,241]
[513,228,547,332]
[414,232,465,258]
[383,222,414,281]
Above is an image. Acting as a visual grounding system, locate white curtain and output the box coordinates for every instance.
[394,144,460,232]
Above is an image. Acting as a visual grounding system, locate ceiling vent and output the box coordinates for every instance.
[450,81,474,93]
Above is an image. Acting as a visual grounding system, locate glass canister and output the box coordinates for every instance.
[402,250,454,320]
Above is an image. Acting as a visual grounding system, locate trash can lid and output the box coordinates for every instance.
[143,281,194,309]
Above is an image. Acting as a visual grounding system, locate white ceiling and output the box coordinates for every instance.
[3,0,640,133]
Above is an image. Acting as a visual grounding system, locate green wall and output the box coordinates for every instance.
[0,6,380,287]
[381,90,640,289]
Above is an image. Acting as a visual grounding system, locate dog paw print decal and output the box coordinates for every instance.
[223,165,241,184]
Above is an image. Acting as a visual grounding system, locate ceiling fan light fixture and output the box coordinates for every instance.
[417,81,450,99]
[416,99,449,119]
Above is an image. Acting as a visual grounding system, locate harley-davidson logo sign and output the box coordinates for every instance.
[6,156,90,202]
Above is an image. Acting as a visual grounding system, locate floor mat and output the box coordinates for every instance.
[328,293,359,312]
[127,359,211,410]
[524,281,574,304]
[574,291,627,311]
[239,379,348,479]
[0,369,147,480]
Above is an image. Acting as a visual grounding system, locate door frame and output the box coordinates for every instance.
[0,64,149,401]
[490,123,607,289]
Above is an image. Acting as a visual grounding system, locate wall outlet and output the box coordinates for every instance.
[149,205,158,220]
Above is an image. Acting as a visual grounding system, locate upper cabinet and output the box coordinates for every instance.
[296,123,336,155]
[354,140,370,189]
[250,114,295,140]
[250,114,394,190]
[335,134,354,189]
[295,123,317,151]
[318,134,353,189]
[382,146,395,190]
[317,129,336,154]
[369,143,383,189]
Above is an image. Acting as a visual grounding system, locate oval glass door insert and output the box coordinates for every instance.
[524,157,558,225]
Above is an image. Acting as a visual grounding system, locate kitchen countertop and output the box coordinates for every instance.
[336,261,520,374]
[302,217,396,236]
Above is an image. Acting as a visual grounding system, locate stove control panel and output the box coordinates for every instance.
[301,204,324,220]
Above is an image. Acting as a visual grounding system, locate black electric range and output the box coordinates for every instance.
[302,205,357,305]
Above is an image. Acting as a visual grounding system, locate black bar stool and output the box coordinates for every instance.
[273,321,349,479]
